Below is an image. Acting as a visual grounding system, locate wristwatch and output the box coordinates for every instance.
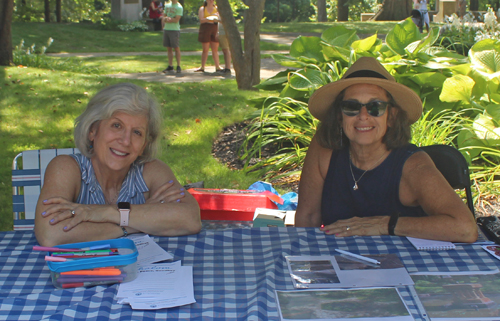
[118,202,130,227]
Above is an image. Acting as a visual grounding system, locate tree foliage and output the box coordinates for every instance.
[13,0,109,23]
[263,0,315,23]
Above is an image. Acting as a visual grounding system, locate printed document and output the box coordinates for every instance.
[117,261,195,310]
[126,233,173,266]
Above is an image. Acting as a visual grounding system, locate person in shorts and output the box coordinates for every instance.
[162,0,183,74]
[196,0,222,72]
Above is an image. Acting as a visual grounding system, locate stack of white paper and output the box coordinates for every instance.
[126,234,173,266]
[117,234,195,310]
[117,261,195,310]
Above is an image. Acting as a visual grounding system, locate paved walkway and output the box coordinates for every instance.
[47,32,305,84]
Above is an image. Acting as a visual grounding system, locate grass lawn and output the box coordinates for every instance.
[0,65,271,231]
[11,22,290,54]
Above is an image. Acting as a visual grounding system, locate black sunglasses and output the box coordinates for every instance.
[340,100,389,117]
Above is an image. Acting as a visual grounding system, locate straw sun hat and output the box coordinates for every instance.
[308,57,423,124]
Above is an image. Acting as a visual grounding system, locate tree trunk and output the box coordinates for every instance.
[337,0,348,21]
[56,0,61,22]
[372,0,412,21]
[0,0,14,66]
[217,0,266,90]
[317,0,327,22]
[44,0,50,22]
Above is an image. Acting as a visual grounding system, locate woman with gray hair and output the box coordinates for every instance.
[35,83,201,246]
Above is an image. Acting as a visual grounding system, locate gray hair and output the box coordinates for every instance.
[74,83,162,163]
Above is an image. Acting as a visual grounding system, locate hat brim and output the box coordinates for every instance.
[308,77,423,124]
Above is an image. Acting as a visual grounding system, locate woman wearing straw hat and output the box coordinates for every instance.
[295,57,477,242]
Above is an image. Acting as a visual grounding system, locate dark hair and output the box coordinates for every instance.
[315,88,412,150]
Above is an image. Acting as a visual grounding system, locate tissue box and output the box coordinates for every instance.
[253,208,296,227]
[46,238,138,289]
[189,188,278,221]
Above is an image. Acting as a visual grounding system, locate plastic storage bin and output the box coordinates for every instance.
[189,188,278,221]
[46,238,138,289]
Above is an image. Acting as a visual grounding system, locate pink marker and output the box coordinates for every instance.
[45,256,68,262]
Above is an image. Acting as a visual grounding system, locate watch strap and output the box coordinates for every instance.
[388,212,400,236]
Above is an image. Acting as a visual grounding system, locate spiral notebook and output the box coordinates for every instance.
[407,237,456,251]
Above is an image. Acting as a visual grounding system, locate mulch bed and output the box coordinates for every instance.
[211,121,498,216]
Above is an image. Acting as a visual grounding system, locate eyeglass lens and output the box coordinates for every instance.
[340,100,389,117]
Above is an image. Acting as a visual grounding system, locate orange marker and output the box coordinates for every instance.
[61,268,121,276]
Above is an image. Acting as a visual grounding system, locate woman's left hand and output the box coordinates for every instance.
[320,216,391,237]
[146,180,186,204]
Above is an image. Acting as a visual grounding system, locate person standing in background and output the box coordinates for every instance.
[217,19,231,75]
[414,0,429,33]
[196,0,222,73]
[162,0,183,74]
[149,0,163,24]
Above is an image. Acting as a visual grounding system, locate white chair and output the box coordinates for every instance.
[12,148,79,230]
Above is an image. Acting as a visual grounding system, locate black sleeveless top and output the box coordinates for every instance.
[321,144,427,225]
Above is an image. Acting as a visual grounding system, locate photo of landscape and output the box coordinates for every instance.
[276,288,412,320]
[412,273,500,319]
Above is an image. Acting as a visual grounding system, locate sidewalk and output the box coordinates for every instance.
[46,32,304,84]
[107,55,289,84]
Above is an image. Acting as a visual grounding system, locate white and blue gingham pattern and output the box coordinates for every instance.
[0,228,498,320]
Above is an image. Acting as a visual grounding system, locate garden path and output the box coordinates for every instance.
[47,32,308,84]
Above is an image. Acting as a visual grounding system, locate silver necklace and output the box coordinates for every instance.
[349,150,388,190]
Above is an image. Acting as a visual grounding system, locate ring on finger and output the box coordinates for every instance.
[160,200,165,204]
[71,210,76,216]
[346,226,350,231]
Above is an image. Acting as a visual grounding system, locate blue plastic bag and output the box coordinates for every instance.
[248,181,298,210]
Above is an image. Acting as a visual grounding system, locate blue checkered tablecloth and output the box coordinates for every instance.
[0,228,499,320]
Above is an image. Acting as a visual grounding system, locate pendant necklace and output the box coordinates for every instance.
[349,150,388,191]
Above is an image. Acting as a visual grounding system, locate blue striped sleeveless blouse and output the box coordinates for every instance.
[70,154,148,205]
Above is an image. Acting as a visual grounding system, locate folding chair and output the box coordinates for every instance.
[420,144,475,217]
[12,148,79,230]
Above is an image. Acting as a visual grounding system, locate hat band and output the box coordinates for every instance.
[345,70,387,80]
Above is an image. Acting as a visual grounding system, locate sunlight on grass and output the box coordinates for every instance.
[0,67,267,231]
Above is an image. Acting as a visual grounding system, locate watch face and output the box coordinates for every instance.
[118,202,131,210]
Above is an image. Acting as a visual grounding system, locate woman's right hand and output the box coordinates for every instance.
[40,197,109,230]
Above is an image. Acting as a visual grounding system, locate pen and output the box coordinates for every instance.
[52,249,117,255]
[52,252,117,257]
[61,268,122,276]
[45,255,70,262]
[50,254,115,260]
[34,244,113,252]
[61,280,120,289]
[34,246,82,252]
[57,275,126,283]
[335,249,381,265]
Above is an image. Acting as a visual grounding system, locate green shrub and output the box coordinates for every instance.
[246,18,500,199]
[118,20,149,32]
[13,38,99,74]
